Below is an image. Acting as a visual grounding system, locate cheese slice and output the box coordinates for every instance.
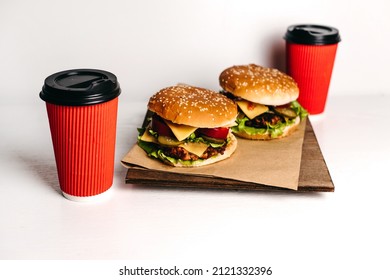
[140,129,158,143]
[164,120,198,141]
[236,100,268,119]
[179,142,209,157]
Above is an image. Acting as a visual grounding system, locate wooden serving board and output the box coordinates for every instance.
[125,112,334,192]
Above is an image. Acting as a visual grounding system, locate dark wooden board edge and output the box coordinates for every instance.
[125,113,334,192]
[297,119,334,192]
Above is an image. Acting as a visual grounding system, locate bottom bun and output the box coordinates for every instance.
[234,117,301,140]
[164,133,238,167]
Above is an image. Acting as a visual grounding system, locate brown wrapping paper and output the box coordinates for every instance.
[122,119,306,190]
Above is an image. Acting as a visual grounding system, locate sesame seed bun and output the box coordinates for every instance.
[219,64,299,106]
[148,85,238,128]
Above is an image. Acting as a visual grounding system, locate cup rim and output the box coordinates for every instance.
[40,69,121,106]
[284,24,341,45]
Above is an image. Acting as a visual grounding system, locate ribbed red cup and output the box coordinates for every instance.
[40,69,121,201]
[46,98,118,199]
[284,24,341,114]
[286,43,338,114]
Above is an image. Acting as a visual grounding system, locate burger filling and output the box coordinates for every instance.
[221,91,308,138]
[137,114,232,166]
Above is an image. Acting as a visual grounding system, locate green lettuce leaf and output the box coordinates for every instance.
[136,127,229,165]
[290,100,309,119]
[137,139,206,166]
[232,101,308,138]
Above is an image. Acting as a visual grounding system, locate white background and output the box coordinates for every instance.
[1,1,390,279]
[1,0,390,104]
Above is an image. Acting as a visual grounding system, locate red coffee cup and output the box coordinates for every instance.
[284,24,341,114]
[40,69,121,202]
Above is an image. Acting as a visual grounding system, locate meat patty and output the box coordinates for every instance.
[245,112,284,128]
[162,145,226,161]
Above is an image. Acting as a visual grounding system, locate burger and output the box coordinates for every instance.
[137,85,238,167]
[219,64,308,140]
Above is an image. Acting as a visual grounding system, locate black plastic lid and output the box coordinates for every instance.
[284,24,341,45]
[40,69,121,106]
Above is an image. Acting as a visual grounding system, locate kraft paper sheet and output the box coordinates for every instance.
[122,119,306,190]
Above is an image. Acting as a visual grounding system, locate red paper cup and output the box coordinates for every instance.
[284,24,341,114]
[40,69,121,202]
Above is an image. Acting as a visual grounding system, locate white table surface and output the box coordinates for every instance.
[1,94,389,278]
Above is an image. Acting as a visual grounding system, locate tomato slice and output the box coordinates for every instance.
[198,127,229,139]
[151,114,175,137]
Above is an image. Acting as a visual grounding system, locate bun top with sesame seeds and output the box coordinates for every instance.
[148,85,238,128]
[219,64,299,106]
